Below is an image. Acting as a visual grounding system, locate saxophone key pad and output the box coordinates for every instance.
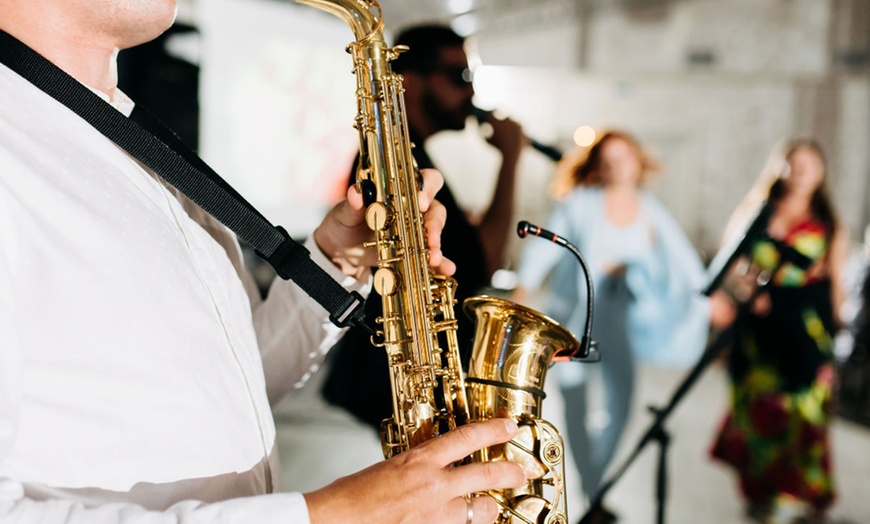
[365,201,392,231]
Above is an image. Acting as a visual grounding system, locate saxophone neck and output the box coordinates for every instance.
[294,0,384,42]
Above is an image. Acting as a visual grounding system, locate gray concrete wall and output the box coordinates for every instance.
[198,0,870,253]
[434,0,870,259]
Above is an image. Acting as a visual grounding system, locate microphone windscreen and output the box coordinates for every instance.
[517,220,531,238]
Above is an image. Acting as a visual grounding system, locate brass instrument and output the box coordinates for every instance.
[294,1,579,522]
[464,297,578,524]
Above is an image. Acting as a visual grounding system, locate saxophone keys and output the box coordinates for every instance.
[429,319,458,332]
[388,44,409,61]
[542,440,563,466]
[365,201,392,231]
[373,267,397,296]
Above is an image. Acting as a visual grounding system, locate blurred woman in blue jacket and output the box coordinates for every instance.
[515,129,728,521]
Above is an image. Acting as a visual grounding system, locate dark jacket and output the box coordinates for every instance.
[321,131,489,430]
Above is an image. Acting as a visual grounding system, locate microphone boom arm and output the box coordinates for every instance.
[517,220,598,361]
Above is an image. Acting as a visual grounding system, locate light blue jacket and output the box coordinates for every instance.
[517,187,711,367]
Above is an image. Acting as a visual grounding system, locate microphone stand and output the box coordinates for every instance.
[516,220,599,362]
[578,202,812,524]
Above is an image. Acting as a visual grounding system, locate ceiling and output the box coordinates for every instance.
[375,0,679,34]
[175,0,682,36]
[377,0,584,34]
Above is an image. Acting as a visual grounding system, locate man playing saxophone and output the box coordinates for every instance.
[0,0,524,523]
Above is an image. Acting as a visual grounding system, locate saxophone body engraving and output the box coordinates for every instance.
[294,1,579,521]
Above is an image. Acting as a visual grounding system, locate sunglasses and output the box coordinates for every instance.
[428,66,474,87]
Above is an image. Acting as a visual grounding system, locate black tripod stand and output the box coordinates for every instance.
[578,203,812,524]
[578,305,742,524]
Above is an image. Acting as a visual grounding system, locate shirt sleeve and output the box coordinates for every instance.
[0,180,22,478]
[0,484,310,524]
[0,177,315,524]
[175,187,371,405]
[252,236,371,405]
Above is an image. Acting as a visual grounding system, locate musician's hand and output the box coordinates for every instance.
[510,285,529,307]
[481,113,525,160]
[313,168,456,280]
[722,256,760,304]
[750,291,772,317]
[601,261,627,279]
[708,290,738,330]
[303,418,525,524]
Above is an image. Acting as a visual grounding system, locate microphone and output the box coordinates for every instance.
[517,220,568,247]
[517,220,598,362]
[472,106,563,162]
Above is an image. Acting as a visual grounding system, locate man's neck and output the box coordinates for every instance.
[604,181,638,196]
[1,14,119,99]
[408,122,430,143]
[45,37,120,98]
[406,106,438,142]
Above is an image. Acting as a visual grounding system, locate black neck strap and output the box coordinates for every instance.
[0,29,370,333]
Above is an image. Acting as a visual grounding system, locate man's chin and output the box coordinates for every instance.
[441,118,467,132]
[426,107,468,133]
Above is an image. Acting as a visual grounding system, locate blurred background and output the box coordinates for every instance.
[118,1,870,522]
[133,0,870,260]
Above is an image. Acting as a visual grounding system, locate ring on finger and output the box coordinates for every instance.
[464,496,474,524]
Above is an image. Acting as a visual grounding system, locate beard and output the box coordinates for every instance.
[421,89,472,133]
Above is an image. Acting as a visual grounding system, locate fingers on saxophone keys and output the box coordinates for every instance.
[451,460,526,495]
[417,168,444,211]
[423,199,446,250]
[423,199,455,274]
[434,256,457,277]
[424,419,519,467]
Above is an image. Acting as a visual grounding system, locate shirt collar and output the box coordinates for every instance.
[85,85,136,117]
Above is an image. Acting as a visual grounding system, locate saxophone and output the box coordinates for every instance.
[294,2,579,522]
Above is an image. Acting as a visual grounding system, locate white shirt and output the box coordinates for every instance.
[0,62,366,522]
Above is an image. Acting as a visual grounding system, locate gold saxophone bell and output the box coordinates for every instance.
[464,296,578,524]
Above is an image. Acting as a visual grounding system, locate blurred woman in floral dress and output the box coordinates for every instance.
[711,138,848,523]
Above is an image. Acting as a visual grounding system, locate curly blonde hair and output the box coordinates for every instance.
[549,129,660,199]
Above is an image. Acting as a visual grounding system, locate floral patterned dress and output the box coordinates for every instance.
[710,218,836,512]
